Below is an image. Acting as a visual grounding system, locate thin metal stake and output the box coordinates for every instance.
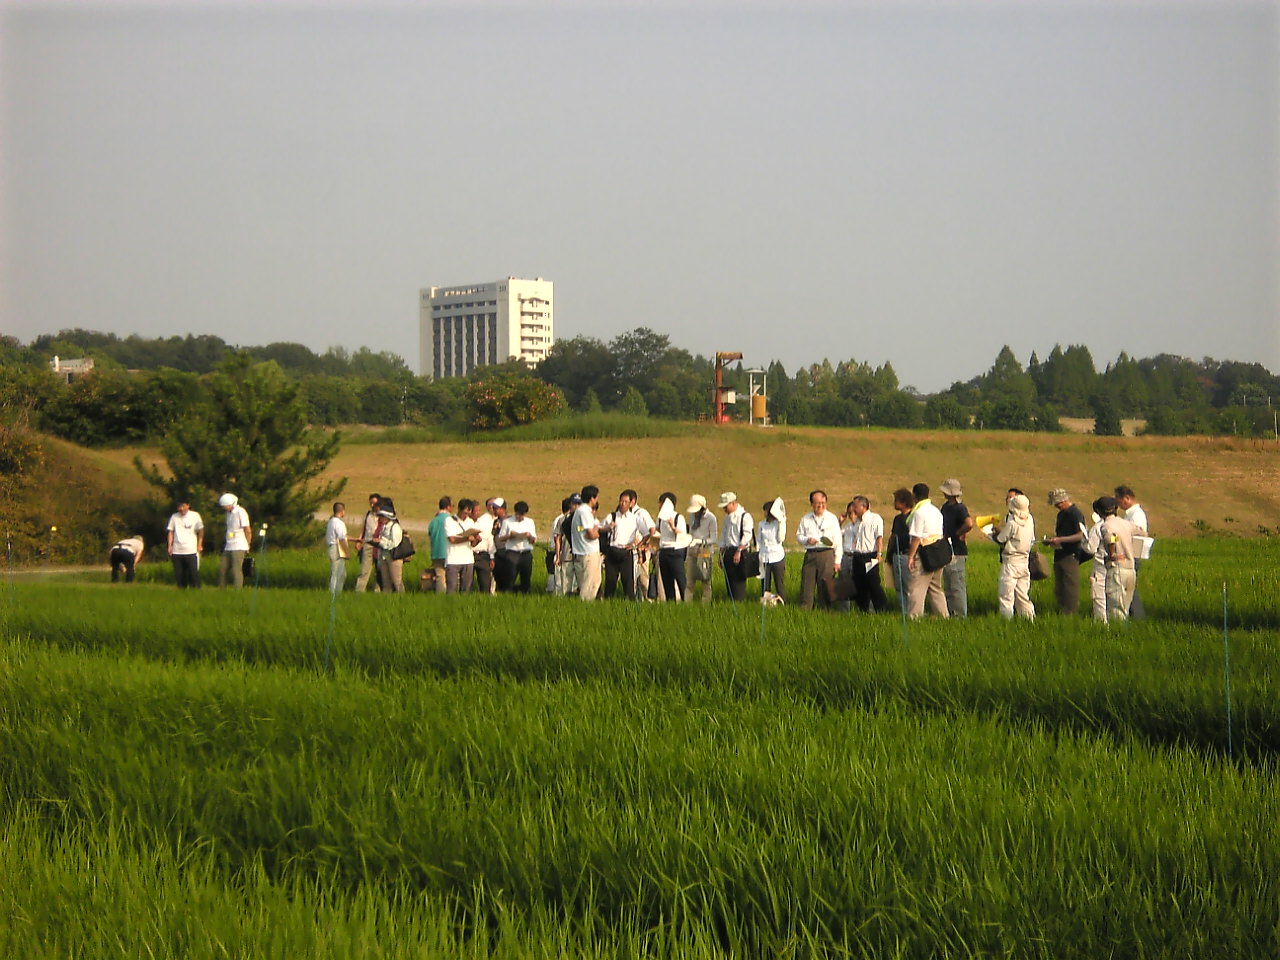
[1222,581,1234,760]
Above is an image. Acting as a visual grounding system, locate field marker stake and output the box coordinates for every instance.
[1222,581,1234,760]
[5,531,13,616]
[250,524,269,614]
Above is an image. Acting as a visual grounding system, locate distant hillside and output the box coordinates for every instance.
[1,430,152,566]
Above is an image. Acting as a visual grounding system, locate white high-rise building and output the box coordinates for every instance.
[419,277,554,379]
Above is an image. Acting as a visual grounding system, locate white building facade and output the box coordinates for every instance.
[419,277,554,379]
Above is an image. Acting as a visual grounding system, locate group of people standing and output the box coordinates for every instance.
[129,482,1149,625]
[110,492,254,588]
[878,481,1150,623]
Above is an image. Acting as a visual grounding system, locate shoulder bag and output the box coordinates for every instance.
[918,538,953,573]
[390,525,416,562]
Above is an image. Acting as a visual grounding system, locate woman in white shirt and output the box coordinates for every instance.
[1083,497,1109,623]
[497,500,538,594]
[990,493,1035,619]
[374,498,406,594]
[655,492,691,602]
[757,498,787,598]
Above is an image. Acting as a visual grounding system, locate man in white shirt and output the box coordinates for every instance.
[553,494,581,596]
[353,493,382,593]
[904,482,949,619]
[165,499,204,589]
[602,489,644,600]
[795,489,842,609]
[1114,485,1148,620]
[217,493,251,589]
[844,496,888,612]
[444,498,478,594]
[325,502,349,595]
[497,500,538,593]
[718,492,754,603]
[109,535,145,584]
[571,485,603,601]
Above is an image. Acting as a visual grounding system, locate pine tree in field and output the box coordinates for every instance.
[134,353,344,546]
[1090,390,1124,436]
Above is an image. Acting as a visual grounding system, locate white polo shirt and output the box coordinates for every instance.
[444,516,474,566]
[167,511,203,556]
[571,504,600,556]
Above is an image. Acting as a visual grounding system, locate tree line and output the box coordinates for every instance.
[2,329,1277,447]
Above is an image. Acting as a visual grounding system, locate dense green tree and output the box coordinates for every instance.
[1141,406,1184,436]
[870,391,921,428]
[1102,352,1149,416]
[923,394,970,429]
[300,375,362,426]
[537,336,616,410]
[618,385,649,416]
[978,346,1037,429]
[580,388,604,414]
[359,381,405,426]
[134,354,344,546]
[463,371,564,430]
[1091,391,1123,436]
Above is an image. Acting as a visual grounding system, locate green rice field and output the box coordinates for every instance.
[2,539,1277,958]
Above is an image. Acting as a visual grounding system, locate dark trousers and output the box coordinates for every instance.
[850,552,888,612]
[604,546,636,599]
[761,558,786,596]
[171,553,201,589]
[472,552,493,594]
[493,549,514,592]
[510,550,533,593]
[110,547,137,583]
[799,548,835,609]
[1053,555,1081,614]
[658,547,687,601]
[721,548,749,602]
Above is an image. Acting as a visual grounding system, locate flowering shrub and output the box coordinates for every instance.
[464,372,565,431]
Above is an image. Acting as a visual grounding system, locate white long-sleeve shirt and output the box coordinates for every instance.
[793,514,844,568]
[719,507,753,549]
[795,511,843,567]
[756,518,786,565]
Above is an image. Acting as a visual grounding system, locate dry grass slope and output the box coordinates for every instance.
[92,424,1279,538]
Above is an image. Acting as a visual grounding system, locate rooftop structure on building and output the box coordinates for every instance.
[419,277,554,380]
[49,356,94,384]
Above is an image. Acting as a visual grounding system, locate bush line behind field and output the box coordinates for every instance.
[4,579,1276,759]
[342,413,697,446]
[1,640,1276,959]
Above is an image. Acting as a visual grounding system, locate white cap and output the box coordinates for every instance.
[218,493,237,507]
[687,494,707,512]
[718,492,737,509]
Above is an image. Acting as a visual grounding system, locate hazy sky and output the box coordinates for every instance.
[2,0,1276,391]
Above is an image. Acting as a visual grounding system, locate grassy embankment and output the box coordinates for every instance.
[107,420,1280,536]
